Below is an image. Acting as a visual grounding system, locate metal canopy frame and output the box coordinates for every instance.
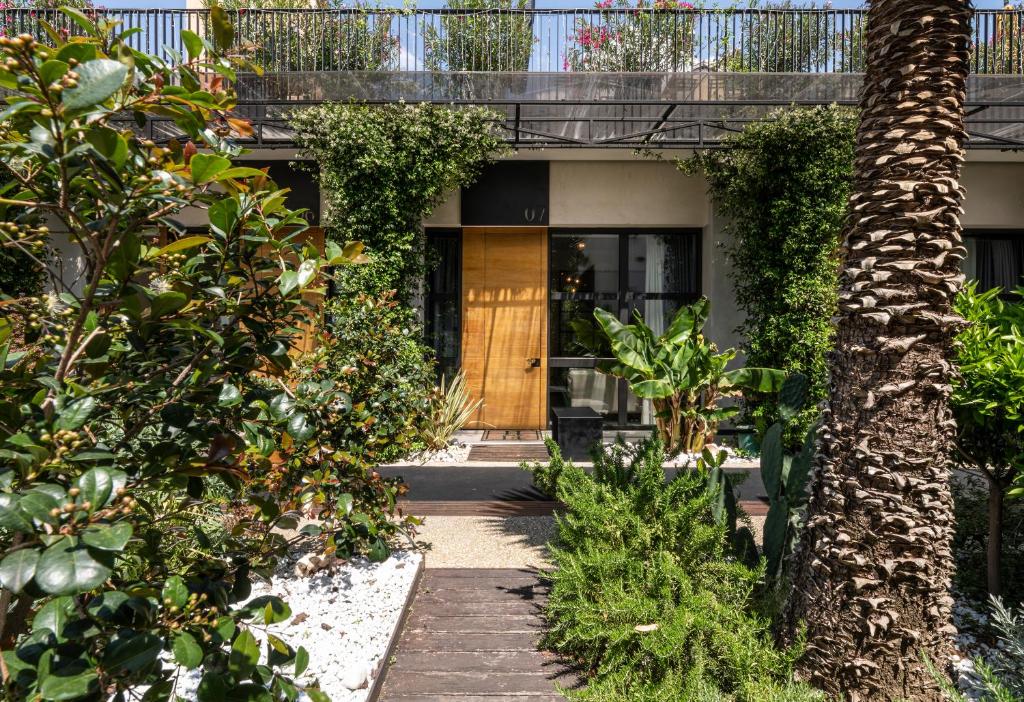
[131,71,1024,150]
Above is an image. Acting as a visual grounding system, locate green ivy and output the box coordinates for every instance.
[683,106,856,446]
[289,102,507,301]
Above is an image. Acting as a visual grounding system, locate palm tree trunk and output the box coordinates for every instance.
[780,1,972,700]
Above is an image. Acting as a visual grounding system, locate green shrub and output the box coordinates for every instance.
[684,105,856,448]
[952,284,1024,596]
[0,247,43,299]
[0,13,369,699]
[953,475,1024,608]
[541,439,818,701]
[306,291,434,466]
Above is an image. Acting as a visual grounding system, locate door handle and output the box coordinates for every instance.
[527,357,541,368]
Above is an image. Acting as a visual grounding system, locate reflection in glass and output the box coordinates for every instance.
[628,233,700,336]
[549,234,618,358]
[425,233,460,380]
[550,234,619,294]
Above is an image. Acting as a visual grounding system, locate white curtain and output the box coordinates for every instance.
[642,235,666,425]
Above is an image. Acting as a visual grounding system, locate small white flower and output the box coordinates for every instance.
[149,276,172,294]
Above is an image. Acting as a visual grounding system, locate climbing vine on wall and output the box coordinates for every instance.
[683,105,857,445]
[290,102,506,301]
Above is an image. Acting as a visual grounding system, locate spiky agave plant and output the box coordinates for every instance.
[422,370,484,452]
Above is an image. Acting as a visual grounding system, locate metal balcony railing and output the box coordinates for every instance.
[1,7,1023,75]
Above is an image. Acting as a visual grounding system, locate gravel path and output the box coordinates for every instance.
[414,516,556,569]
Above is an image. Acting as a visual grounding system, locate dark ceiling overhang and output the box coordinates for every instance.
[147,71,1024,150]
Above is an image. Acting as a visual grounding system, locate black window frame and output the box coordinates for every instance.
[547,228,703,428]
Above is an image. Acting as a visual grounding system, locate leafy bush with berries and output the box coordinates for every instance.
[0,9,377,701]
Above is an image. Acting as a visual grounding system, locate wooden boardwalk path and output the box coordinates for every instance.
[377,568,578,701]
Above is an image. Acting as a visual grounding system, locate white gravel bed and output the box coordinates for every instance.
[167,550,422,701]
[603,441,760,468]
[951,592,1013,701]
[408,439,471,464]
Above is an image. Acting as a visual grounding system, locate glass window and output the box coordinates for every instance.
[549,229,701,427]
[549,367,618,423]
[965,232,1024,293]
[425,232,460,380]
[550,234,619,295]
[550,234,619,358]
[627,232,699,294]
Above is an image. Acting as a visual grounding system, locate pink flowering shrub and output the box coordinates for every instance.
[0,0,93,39]
[565,0,696,71]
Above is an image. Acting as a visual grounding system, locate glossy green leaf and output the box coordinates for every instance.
[218,383,242,407]
[32,596,75,638]
[103,632,162,674]
[278,270,299,297]
[38,668,99,701]
[0,548,39,593]
[721,367,787,393]
[287,412,313,444]
[35,539,112,596]
[150,291,188,318]
[62,59,127,110]
[295,258,317,289]
[190,153,231,185]
[173,631,203,669]
[56,396,96,430]
[152,235,211,258]
[197,673,227,702]
[229,630,260,676]
[242,596,291,625]
[19,490,60,526]
[76,467,114,509]
[162,575,188,608]
[211,5,235,52]
[0,493,33,532]
[81,522,133,552]
[181,29,204,61]
[294,646,309,676]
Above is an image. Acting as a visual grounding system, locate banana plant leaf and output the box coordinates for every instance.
[721,367,787,393]
[664,296,710,345]
[594,307,652,373]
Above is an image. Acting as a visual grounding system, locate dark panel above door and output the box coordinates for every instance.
[461,162,549,227]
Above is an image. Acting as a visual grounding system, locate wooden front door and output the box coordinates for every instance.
[461,227,548,430]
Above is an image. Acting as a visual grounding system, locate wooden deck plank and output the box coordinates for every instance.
[377,568,578,701]
[409,599,545,615]
[381,695,566,701]
[388,650,560,673]
[405,614,543,634]
[396,630,543,653]
[383,671,571,696]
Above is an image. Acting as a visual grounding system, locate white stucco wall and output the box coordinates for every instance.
[961,162,1024,229]
[702,205,745,354]
[549,160,709,228]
